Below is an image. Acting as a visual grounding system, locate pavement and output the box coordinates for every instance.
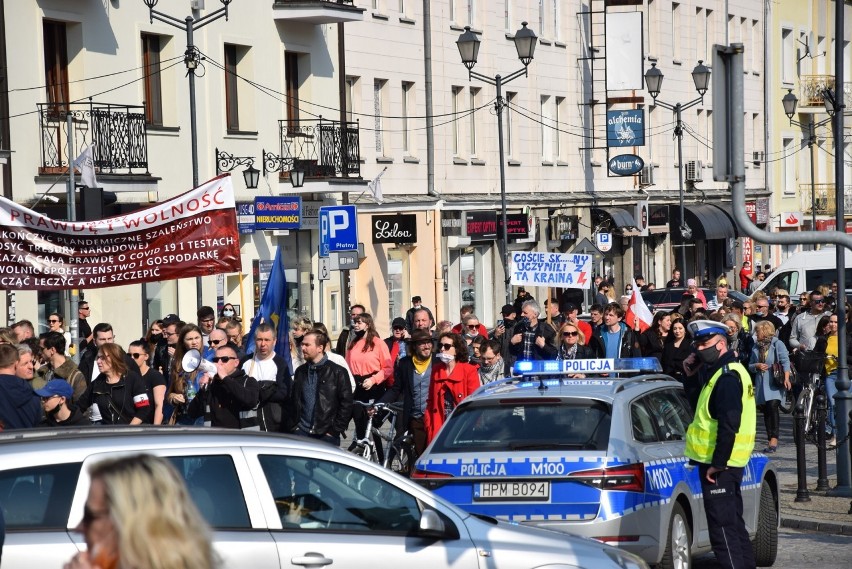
[768,411,852,535]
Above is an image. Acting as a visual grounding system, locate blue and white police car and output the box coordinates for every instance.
[412,358,779,569]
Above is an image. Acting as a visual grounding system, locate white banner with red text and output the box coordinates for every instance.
[0,175,241,290]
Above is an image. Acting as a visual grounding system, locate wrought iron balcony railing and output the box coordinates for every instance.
[800,183,852,216]
[38,101,149,176]
[274,117,360,179]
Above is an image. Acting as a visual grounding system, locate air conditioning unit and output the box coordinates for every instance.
[639,165,654,186]
[685,160,703,182]
[753,151,764,166]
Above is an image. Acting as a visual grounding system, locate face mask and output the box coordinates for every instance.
[47,401,63,417]
[436,352,455,364]
[150,333,163,342]
[351,329,366,339]
[696,342,721,365]
[464,331,476,339]
[223,309,235,318]
[293,334,304,344]
[469,356,481,365]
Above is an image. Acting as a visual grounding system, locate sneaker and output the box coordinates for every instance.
[826,436,837,448]
[762,445,777,453]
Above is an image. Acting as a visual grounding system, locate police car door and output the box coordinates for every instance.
[244,447,481,569]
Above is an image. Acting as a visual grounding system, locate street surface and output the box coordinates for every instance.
[693,527,850,568]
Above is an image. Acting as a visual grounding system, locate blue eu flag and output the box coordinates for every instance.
[243,247,293,376]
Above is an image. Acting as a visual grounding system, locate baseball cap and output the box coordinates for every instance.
[562,302,578,314]
[35,379,74,399]
[392,317,407,329]
[501,304,515,317]
[411,295,422,302]
[162,314,180,325]
[687,320,728,341]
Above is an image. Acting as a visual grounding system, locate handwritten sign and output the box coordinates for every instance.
[0,175,241,290]
[509,252,592,288]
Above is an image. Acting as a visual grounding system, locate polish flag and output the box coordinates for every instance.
[625,279,653,333]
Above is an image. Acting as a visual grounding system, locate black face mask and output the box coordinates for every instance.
[150,333,163,343]
[352,329,366,340]
[293,334,304,344]
[47,401,64,417]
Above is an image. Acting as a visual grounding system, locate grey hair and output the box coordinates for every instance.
[463,313,480,324]
[16,344,32,356]
[521,299,541,317]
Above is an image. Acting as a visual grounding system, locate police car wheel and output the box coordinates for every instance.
[751,482,778,566]
[659,502,691,569]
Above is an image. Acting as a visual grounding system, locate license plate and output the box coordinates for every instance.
[474,481,550,502]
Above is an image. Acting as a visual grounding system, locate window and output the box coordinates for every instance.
[705,10,714,61]
[387,249,409,323]
[752,112,761,168]
[555,97,565,160]
[552,0,560,41]
[452,86,462,156]
[401,81,413,154]
[647,0,658,56]
[258,455,421,533]
[345,76,359,123]
[782,137,795,195]
[166,455,250,529]
[224,44,240,131]
[706,110,713,163]
[644,390,692,441]
[466,0,475,26]
[538,0,544,37]
[506,92,516,158]
[781,28,794,83]
[469,88,479,156]
[43,20,69,112]
[374,79,388,155]
[285,52,301,127]
[449,0,455,23]
[695,8,705,63]
[752,20,761,73]
[141,34,163,126]
[763,271,798,297]
[429,400,612,452]
[727,14,734,43]
[0,462,82,529]
[504,0,511,31]
[631,399,659,443]
[540,95,552,161]
[697,109,707,162]
[671,3,681,60]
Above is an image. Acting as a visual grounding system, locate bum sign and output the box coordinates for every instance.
[509,252,592,288]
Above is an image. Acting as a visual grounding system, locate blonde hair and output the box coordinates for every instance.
[753,319,775,339]
[559,322,586,345]
[90,454,216,569]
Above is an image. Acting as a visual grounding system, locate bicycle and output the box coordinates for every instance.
[351,401,415,475]
[793,351,830,441]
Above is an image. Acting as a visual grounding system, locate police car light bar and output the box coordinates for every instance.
[512,358,663,376]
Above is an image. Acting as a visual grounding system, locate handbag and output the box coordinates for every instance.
[771,363,785,390]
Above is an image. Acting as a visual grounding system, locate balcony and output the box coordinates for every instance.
[800,184,852,217]
[38,102,148,176]
[273,118,361,181]
[271,0,365,24]
[798,76,852,113]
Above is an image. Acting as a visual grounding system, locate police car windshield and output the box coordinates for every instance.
[430,400,611,453]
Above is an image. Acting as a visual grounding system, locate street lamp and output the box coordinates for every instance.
[781,89,836,230]
[263,150,306,189]
[644,61,711,277]
[456,22,537,305]
[215,148,258,189]
[143,0,235,309]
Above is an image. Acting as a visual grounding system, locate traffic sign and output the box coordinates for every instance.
[318,257,331,281]
[331,251,360,270]
[319,205,358,257]
[596,232,613,253]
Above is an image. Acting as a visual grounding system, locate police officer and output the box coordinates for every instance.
[683,320,756,569]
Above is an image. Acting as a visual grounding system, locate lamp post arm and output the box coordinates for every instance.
[680,95,705,112]
[149,10,189,29]
[649,98,676,112]
[467,70,497,86]
[500,66,530,85]
[192,7,230,31]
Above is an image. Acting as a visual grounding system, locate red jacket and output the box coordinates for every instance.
[424,361,480,443]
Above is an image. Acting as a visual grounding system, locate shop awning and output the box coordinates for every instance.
[671,203,737,240]
[592,207,637,230]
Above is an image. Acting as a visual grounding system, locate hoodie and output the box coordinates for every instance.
[0,374,42,430]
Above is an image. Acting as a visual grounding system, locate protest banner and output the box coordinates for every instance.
[509,251,592,289]
[0,175,241,291]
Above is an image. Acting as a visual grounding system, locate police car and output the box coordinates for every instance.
[412,358,779,569]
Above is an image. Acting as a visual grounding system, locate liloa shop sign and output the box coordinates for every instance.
[371,214,417,244]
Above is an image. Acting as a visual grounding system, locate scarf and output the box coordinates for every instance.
[412,354,431,375]
[558,344,579,360]
[757,338,771,364]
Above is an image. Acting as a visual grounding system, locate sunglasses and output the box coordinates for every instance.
[130,353,145,359]
[40,395,59,402]
[48,319,59,323]
[211,356,237,363]
[439,342,454,351]
[209,339,222,346]
[393,326,405,331]
[812,299,826,304]
[467,324,480,329]
[562,331,579,337]
[81,505,110,526]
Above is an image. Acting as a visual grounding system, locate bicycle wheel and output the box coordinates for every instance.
[388,442,414,475]
[778,389,794,414]
[796,387,814,434]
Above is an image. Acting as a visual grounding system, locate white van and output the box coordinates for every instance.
[755,247,852,301]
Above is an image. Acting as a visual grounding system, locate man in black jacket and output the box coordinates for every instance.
[240,323,291,432]
[589,303,641,359]
[188,342,259,429]
[377,328,433,458]
[287,331,353,446]
[510,300,557,361]
[36,380,91,427]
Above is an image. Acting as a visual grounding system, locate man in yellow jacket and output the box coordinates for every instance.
[684,320,757,569]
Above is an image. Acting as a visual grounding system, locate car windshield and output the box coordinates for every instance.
[430,400,611,453]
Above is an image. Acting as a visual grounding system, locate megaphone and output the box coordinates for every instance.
[182,349,217,376]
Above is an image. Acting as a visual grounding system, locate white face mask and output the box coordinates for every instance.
[223,309,235,317]
[436,352,455,364]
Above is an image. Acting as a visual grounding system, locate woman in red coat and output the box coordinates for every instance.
[424,332,481,444]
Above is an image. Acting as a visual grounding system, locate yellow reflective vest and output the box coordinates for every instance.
[685,361,756,467]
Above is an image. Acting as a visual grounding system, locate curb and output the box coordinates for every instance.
[780,515,852,536]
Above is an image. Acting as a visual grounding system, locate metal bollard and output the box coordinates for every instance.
[795,399,811,502]
[815,392,829,492]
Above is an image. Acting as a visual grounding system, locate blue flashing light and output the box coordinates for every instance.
[511,358,663,376]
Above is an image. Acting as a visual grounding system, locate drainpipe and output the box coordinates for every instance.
[423,0,438,198]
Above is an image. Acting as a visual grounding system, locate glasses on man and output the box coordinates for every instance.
[393,326,405,331]
[212,356,237,363]
[208,339,222,346]
[812,298,826,304]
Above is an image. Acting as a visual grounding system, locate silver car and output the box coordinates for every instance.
[413,358,780,569]
[0,427,648,569]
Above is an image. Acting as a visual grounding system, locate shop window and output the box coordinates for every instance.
[387,249,409,323]
[145,281,177,326]
[459,246,485,317]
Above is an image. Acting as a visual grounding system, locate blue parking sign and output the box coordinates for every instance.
[319,205,358,258]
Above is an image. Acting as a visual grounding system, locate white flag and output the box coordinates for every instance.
[72,145,98,188]
[368,167,386,204]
